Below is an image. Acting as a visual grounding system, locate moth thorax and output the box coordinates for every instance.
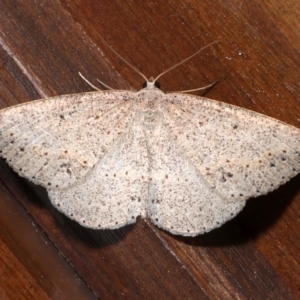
[142,110,161,132]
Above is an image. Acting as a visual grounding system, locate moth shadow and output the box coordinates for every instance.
[171,174,300,247]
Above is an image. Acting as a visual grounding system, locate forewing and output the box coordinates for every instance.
[163,93,300,203]
[0,91,135,189]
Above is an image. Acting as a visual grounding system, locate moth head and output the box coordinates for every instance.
[142,77,161,90]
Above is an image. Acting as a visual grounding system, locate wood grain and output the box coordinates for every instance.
[0,0,299,299]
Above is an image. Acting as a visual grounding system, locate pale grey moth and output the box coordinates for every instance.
[0,45,299,236]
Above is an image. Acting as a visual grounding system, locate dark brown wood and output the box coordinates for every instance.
[0,0,299,299]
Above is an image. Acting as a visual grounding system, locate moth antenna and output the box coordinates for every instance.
[96,79,115,90]
[79,72,101,91]
[169,81,218,94]
[154,41,219,82]
[98,35,149,82]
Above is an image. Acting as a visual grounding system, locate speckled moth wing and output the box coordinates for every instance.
[147,109,246,236]
[0,90,135,189]
[47,115,149,229]
[163,93,300,203]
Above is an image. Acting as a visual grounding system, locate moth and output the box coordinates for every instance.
[0,42,299,236]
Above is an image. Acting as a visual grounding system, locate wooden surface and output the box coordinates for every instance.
[0,0,299,299]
